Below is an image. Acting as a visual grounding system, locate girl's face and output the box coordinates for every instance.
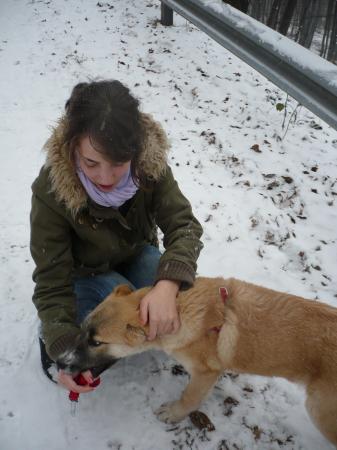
[77,135,131,192]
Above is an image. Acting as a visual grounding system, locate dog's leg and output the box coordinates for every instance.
[306,380,337,446]
[156,369,220,423]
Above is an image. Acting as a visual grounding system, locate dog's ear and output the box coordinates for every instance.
[125,323,147,345]
[114,284,133,296]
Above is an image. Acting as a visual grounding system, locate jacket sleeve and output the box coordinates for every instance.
[30,193,80,360]
[151,165,203,288]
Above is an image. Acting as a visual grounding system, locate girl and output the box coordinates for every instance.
[30,80,203,393]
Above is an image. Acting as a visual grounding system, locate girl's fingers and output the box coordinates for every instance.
[139,299,149,325]
[172,317,181,334]
[147,320,158,341]
[82,370,94,384]
[57,370,95,393]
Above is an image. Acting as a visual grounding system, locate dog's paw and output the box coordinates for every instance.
[155,401,188,423]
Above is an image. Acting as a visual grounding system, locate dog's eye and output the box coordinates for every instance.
[89,339,103,347]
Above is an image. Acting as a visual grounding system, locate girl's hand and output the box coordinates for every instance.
[139,280,180,340]
[57,369,96,393]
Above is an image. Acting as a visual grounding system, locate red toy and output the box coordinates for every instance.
[69,373,101,402]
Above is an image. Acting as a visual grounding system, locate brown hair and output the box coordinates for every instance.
[64,80,148,188]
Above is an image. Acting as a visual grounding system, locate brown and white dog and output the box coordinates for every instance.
[57,277,337,446]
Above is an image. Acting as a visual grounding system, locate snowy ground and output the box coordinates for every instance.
[0,1,337,449]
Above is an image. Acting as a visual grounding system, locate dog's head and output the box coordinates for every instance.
[57,284,151,374]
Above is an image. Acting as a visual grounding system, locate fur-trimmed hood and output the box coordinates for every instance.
[44,113,170,213]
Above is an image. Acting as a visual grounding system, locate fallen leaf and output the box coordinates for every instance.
[282,176,293,184]
[189,411,215,431]
[251,144,261,153]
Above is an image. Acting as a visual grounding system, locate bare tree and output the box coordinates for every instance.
[249,0,273,22]
[321,0,334,57]
[278,0,298,36]
[327,0,337,61]
[298,0,320,48]
[267,0,282,29]
[223,0,250,13]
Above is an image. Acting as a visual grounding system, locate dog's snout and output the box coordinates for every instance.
[55,329,121,375]
[55,344,86,374]
[56,360,67,370]
[56,360,82,374]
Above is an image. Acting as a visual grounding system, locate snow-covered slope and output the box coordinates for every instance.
[0,1,336,449]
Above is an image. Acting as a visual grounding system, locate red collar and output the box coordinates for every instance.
[209,286,228,334]
[219,286,228,303]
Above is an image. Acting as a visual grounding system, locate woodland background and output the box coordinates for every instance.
[224,0,337,63]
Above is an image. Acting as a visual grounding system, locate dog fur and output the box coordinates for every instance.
[57,277,337,446]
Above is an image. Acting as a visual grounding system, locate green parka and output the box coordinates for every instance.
[30,113,203,360]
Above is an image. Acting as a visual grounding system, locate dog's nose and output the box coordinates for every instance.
[56,360,67,370]
[56,360,82,374]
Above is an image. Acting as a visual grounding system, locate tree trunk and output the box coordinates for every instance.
[249,0,276,24]
[320,0,333,58]
[327,0,337,61]
[267,0,282,29]
[278,0,297,36]
[297,0,320,48]
[248,0,261,20]
[302,0,320,48]
[223,0,250,13]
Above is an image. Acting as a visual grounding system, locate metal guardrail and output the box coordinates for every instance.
[160,0,337,130]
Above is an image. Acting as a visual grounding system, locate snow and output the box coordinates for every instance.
[0,1,337,449]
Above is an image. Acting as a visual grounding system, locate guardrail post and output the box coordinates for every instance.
[161,2,174,26]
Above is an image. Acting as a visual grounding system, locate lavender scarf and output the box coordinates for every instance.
[76,165,138,208]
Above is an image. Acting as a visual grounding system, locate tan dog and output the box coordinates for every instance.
[57,277,337,446]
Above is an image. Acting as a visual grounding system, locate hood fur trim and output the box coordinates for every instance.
[44,113,170,214]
